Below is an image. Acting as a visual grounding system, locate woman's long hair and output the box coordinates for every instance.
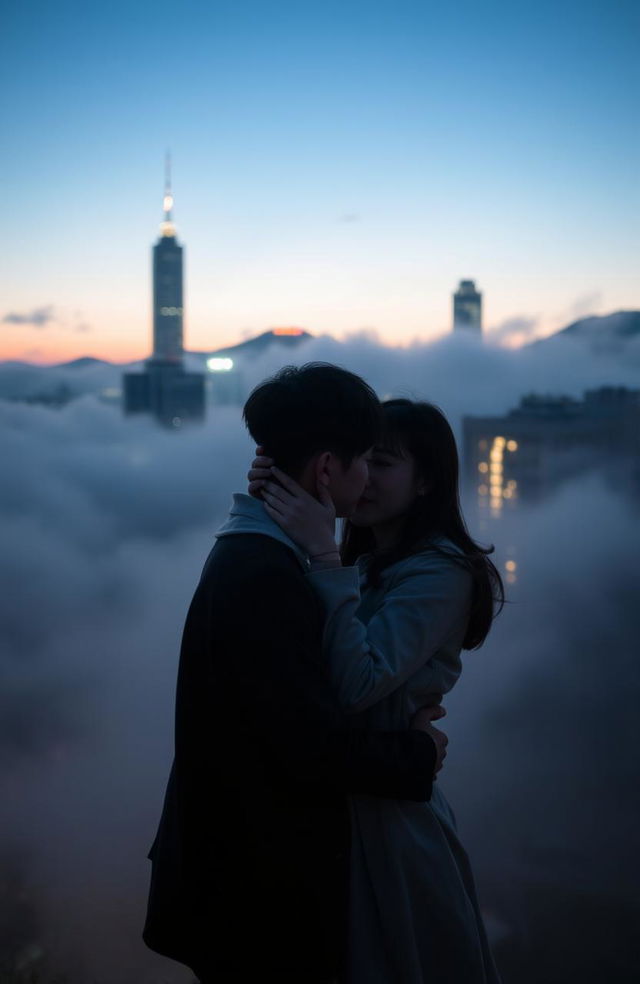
[341,399,504,650]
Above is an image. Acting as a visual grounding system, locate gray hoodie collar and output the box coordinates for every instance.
[215,493,309,570]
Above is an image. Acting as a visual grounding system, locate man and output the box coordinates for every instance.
[143,363,447,983]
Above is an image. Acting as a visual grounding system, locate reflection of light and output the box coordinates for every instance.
[506,573,517,585]
[478,484,489,495]
[272,327,304,336]
[487,436,505,515]
[163,194,173,211]
[172,416,182,428]
[506,480,517,490]
[507,439,518,452]
[160,306,182,316]
[479,440,488,451]
[503,489,513,499]
[505,560,517,572]
[207,357,234,372]
[478,462,489,473]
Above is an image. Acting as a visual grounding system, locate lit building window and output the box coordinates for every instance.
[505,558,517,585]
[207,357,234,372]
[488,436,505,516]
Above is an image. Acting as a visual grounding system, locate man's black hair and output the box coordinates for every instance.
[243,362,382,477]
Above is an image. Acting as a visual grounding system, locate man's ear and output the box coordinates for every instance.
[314,451,332,491]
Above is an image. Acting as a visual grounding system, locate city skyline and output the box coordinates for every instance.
[2,0,639,364]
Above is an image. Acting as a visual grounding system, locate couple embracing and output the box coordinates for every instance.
[143,363,504,984]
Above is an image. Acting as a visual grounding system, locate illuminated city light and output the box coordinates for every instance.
[504,557,518,584]
[207,357,234,372]
[488,435,505,515]
[506,439,518,452]
[272,327,304,336]
[478,462,489,473]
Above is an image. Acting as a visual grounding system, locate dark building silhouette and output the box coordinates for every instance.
[152,197,183,363]
[123,157,205,427]
[453,280,482,334]
[463,386,640,517]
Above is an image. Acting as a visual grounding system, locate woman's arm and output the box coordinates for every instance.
[246,454,470,713]
[308,554,471,712]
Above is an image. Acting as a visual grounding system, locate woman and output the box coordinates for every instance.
[249,399,504,984]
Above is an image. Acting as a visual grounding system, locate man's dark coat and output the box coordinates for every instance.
[143,532,436,982]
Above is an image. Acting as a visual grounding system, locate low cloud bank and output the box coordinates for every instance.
[1,333,638,982]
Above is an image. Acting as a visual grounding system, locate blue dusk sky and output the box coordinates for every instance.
[1,0,639,362]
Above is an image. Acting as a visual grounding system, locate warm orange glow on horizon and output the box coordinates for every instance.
[0,313,577,366]
[0,331,148,366]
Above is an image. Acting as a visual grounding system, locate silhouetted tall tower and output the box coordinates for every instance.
[152,153,184,363]
[123,156,205,426]
[453,280,482,335]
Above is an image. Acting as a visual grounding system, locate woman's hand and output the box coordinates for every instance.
[246,459,337,564]
[263,468,338,560]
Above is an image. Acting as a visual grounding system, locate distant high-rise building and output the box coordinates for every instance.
[124,156,205,427]
[462,386,640,518]
[152,161,183,363]
[453,280,482,334]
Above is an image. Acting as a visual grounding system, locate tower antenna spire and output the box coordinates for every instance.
[160,151,176,236]
[163,150,173,221]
